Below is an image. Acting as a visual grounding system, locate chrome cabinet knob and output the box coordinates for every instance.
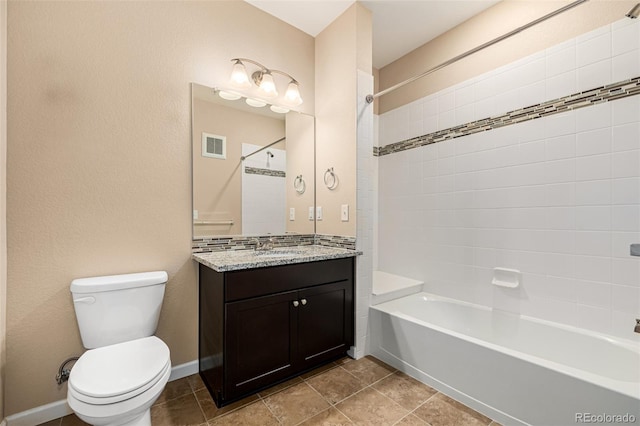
[301,299,307,305]
[292,300,299,307]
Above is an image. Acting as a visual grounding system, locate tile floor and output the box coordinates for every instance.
[41,356,503,426]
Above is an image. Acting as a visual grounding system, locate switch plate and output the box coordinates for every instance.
[193,210,198,220]
[316,206,323,221]
[289,208,295,221]
[341,204,349,222]
[308,207,314,220]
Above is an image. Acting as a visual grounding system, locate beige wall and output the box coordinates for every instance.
[6,0,314,415]
[1,0,7,420]
[378,0,638,113]
[315,3,371,236]
[192,97,285,237]
[285,113,315,234]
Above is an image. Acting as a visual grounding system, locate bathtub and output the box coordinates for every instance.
[370,292,640,425]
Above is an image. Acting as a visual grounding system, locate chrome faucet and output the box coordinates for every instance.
[253,237,274,251]
[635,319,640,334]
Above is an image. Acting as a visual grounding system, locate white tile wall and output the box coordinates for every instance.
[376,18,640,342]
[241,144,286,235]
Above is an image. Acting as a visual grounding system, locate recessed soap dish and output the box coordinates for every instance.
[492,267,521,288]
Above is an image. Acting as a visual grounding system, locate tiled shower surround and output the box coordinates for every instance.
[242,144,286,235]
[376,18,640,341]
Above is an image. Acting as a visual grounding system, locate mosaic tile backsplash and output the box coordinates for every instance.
[375,76,640,157]
[244,166,286,178]
[192,234,356,253]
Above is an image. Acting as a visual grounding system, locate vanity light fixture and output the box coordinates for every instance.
[213,88,289,114]
[245,98,267,108]
[270,105,290,114]
[217,90,242,101]
[229,58,303,107]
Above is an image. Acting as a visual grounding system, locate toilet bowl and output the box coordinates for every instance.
[67,272,171,426]
[67,337,170,426]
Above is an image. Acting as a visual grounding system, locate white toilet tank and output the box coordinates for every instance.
[70,271,168,349]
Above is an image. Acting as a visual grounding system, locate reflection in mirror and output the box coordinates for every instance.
[191,83,315,239]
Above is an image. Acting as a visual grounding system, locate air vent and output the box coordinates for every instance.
[202,133,226,160]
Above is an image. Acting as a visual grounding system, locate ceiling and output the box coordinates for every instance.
[244,0,501,69]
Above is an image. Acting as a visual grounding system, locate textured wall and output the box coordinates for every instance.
[315,3,371,237]
[6,0,313,415]
[285,113,316,234]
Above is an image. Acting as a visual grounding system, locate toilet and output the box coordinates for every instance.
[67,271,171,426]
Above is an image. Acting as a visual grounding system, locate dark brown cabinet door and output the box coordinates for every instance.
[297,280,353,369]
[225,290,298,399]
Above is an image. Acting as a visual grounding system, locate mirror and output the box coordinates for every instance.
[191,83,315,239]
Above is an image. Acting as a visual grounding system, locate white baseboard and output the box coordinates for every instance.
[5,359,198,426]
[5,399,71,426]
[168,359,198,382]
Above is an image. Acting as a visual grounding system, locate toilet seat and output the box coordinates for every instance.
[69,336,170,405]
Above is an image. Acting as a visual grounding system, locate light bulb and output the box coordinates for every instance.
[230,61,251,89]
[259,72,278,98]
[284,81,303,106]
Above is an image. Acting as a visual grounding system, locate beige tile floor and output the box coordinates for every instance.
[40,356,503,426]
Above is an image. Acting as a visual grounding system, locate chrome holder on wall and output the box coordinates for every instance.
[294,175,306,194]
[324,168,338,190]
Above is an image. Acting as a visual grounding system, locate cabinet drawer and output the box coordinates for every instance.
[225,257,353,302]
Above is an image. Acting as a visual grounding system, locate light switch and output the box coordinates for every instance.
[289,208,295,221]
[316,206,323,221]
[193,210,199,220]
[341,204,349,222]
[308,207,314,220]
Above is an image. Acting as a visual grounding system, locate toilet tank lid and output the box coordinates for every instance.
[70,271,168,294]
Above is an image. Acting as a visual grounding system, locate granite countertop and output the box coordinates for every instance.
[192,245,361,272]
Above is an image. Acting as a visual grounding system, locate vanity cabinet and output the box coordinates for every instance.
[198,257,354,407]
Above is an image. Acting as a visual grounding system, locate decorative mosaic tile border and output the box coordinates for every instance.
[314,234,356,250]
[244,166,286,178]
[192,234,315,253]
[192,233,357,253]
[374,76,640,157]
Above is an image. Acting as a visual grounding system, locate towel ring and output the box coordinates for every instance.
[294,175,306,194]
[324,167,338,190]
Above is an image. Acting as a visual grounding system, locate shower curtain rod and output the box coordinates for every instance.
[366,0,589,104]
[240,137,286,161]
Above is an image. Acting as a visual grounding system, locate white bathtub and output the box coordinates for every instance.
[370,292,640,425]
